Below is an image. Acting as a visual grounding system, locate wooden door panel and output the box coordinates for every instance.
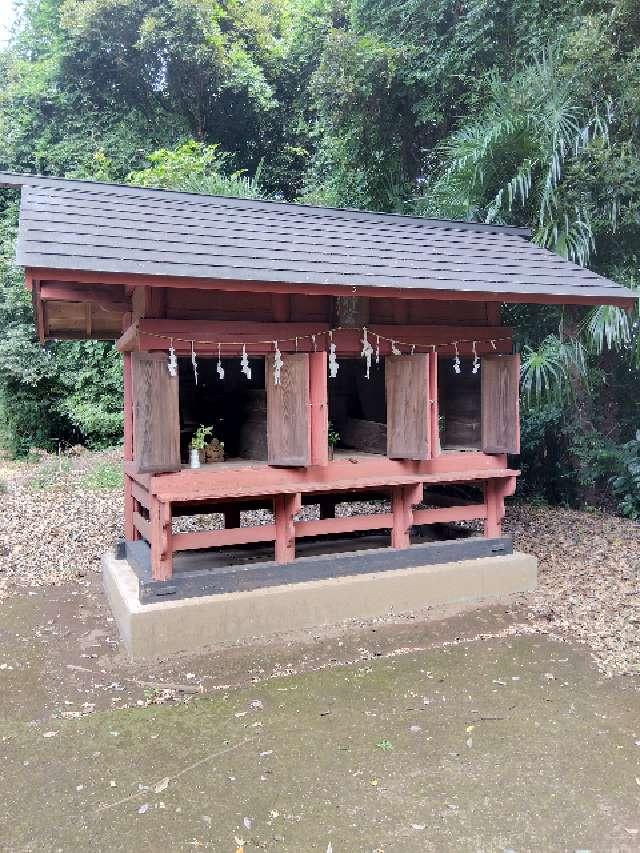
[132,351,181,474]
[266,353,310,466]
[481,354,520,454]
[385,354,430,461]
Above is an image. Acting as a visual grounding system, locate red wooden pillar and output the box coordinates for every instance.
[150,496,173,580]
[309,350,329,466]
[429,351,440,457]
[391,486,410,549]
[484,480,502,538]
[123,351,135,541]
[274,493,300,563]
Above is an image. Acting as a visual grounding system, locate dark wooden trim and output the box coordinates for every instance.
[25,268,635,308]
[125,535,513,603]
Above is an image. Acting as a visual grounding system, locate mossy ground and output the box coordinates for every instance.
[1,580,639,851]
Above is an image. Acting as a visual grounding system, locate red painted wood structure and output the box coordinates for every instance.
[2,172,634,588]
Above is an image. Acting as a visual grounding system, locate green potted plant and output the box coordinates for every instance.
[328,422,340,461]
[190,424,213,469]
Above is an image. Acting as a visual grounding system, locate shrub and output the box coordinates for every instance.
[84,462,123,490]
[610,433,640,519]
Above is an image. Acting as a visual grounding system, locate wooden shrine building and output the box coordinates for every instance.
[2,172,634,606]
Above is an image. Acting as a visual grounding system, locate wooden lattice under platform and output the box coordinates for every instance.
[124,451,518,585]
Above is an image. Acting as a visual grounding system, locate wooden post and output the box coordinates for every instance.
[484,480,501,538]
[391,486,412,549]
[123,351,135,541]
[224,506,241,529]
[429,351,440,457]
[309,351,329,466]
[150,496,173,580]
[274,493,300,562]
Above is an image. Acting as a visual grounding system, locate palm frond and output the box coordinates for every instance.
[582,305,632,354]
[520,334,585,404]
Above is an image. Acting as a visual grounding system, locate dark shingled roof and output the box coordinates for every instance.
[1,172,634,306]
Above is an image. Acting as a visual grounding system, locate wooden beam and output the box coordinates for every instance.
[413,504,487,524]
[131,481,149,510]
[295,513,393,538]
[26,267,635,308]
[118,319,512,356]
[132,510,151,542]
[272,293,290,321]
[172,524,276,552]
[39,282,129,309]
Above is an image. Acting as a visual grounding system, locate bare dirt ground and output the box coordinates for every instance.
[0,449,639,851]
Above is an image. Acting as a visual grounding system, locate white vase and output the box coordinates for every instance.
[190,448,201,469]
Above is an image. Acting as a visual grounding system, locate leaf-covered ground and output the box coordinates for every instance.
[0,449,638,678]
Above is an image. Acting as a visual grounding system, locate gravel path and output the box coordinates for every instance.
[0,450,638,677]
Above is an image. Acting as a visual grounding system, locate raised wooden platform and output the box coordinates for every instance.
[124,450,519,582]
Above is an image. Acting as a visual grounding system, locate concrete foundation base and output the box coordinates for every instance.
[102,550,537,660]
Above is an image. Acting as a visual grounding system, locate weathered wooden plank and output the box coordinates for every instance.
[132,351,181,474]
[413,504,487,524]
[295,513,394,537]
[146,458,519,503]
[132,511,151,542]
[131,481,150,510]
[386,354,431,461]
[266,353,310,467]
[172,525,277,551]
[39,282,129,308]
[134,320,511,347]
[481,354,521,454]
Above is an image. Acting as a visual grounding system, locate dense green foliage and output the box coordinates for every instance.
[1,0,639,512]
